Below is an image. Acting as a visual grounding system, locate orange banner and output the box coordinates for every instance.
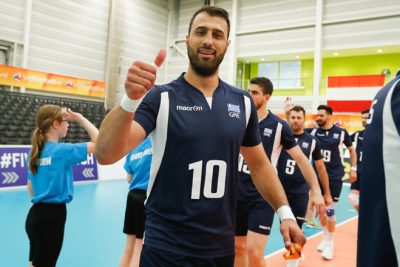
[277,113,365,134]
[0,65,105,98]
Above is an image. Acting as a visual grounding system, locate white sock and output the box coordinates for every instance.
[286,259,300,267]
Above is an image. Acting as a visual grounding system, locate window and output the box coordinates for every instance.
[258,61,301,89]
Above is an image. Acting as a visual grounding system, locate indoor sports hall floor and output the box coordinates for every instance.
[0,181,357,267]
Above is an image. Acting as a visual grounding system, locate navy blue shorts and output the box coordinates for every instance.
[350,172,361,191]
[287,193,309,228]
[139,244,234,267]
[235,195,274,236]
[321,179,343,202]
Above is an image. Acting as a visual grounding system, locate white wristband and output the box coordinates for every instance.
[277,205,296,222]
[120,94,144,113]
[350,166,357,172]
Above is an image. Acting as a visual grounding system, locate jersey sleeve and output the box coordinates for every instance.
[242,95,261,147]
[281,121,297,150]
[124,152,133,174]
[312,138,323,160]
[343,129,353,147]
[61,142,88,165]
[133,86,162,136]
[391,77,400,134]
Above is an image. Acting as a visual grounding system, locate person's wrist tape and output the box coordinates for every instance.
[277,205,296,222]
[120,94,144,113]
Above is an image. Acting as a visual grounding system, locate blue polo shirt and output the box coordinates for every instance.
[124,137,152,191]
[28,141,87,203]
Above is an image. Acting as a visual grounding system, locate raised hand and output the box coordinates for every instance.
[125,49,167,100]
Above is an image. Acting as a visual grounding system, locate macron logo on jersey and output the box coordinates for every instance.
[302,142,309,149]
[227,103,241,118]
[333,133,339,139]
[176,105,203,112]
[38,157,52,166]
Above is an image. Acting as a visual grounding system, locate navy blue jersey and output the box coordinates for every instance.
[307,125,352,180]
[133,74,261,258]
[237,112,297,199]
[358,75,400,267]
[351,130,364,175]
[277,132,322,195]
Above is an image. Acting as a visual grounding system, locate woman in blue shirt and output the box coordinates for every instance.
[25,104,98,267]
[119,137,152,267]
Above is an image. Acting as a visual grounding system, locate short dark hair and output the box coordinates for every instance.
[361,108,370,114]
[188,6,230,39]
[290,105,306,117]
[317,105,333,115]
[249,77,274,95]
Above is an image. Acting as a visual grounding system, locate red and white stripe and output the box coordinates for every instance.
[326,74,384,112]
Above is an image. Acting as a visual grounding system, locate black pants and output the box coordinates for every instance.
[25,203,67,267]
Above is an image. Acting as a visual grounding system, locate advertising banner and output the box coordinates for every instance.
[0,146,98,188]
[0,65,105,98]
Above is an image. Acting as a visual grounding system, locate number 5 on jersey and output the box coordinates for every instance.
[189,160,227,199]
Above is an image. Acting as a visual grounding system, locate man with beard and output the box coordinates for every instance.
[306,105,357,260]
[95,6,305,267]
[277,105,332,267]
[348,109,369,211]
[234,77,325,267]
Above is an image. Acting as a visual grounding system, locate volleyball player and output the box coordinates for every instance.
[96,6,305,267]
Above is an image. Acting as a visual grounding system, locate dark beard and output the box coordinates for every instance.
[187,45,226,77]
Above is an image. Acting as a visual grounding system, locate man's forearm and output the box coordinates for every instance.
[95,106,134,164]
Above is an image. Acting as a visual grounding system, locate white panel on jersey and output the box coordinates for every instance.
[309,139,316,160]
[244,95,251,127]
[237,0,315,33]
[382,78,400,262]
[324,0,400,23]
[148,92,170,199]
[0,0,25,43]
[339,130,345,165]
[271,122,283,170]
[28,0,109,81]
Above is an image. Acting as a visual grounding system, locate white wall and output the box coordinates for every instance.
[28,0,109,81]
[0,0,25,43]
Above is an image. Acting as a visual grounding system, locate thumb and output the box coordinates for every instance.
[153,48,167,67]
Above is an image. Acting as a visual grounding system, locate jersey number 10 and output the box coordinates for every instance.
[189,160,227,199]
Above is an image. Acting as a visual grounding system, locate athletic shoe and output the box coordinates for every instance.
[304,220,321,229]
[317,237,328,252]
[322,240,334,260]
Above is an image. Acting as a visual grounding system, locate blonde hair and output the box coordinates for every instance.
[29,105,63,174]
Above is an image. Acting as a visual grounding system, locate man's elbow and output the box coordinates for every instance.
[95,147,117,165]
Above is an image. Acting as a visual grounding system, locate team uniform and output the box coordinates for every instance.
[133,74,261,266]
[358,75,400,267]
[307,125,352,202]
[236,112,296,236]
[123,136,152,238]
[277,132,323,227]
[350,130,364,191]
[25,141,87,267]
